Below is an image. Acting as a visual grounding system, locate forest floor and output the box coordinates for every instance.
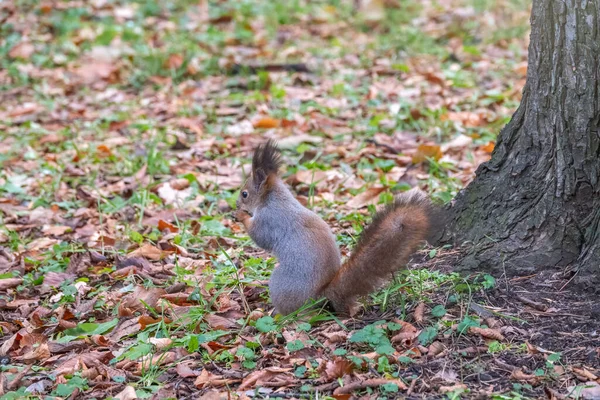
[1,0,599,399]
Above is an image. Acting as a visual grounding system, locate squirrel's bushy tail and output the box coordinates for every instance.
[321,189,432,315]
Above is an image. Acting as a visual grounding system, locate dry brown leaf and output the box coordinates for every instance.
[194,369,239,389]
[8,103,39,118]
[136,351,176,373]
[53,351,113,376]
[439,383,468,393]
[128,243,166,260]
[158,219,179,233]
[0,278,23,290]
[41,225,72,236]
[347,186,385,208]
[469,327,505,341]
[334,378,407,394]
[277,134,323,149]
[390,320,419,347]
[445,111,484,127]
[239,367,295,390]
[572,367,598,381]
[114,386,137,400]
[295,169,328,186]
[9,42,35,59]
[428,341,446,356]
[176,362,201,378]
[253,117,280,129]
[205,314,240,330]
[414,302,425,323]
[166,54,184,69]
[412,144,443,164]
[148,338,173,350]
[511,369,539,383]
[121,286,167,312]
[481,141,495,153]
[324,358,354,380]
[8,42,35,60]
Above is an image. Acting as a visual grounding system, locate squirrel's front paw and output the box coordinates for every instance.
[233,209,251,222]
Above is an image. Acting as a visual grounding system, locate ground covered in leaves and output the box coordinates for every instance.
[1,0,599,399]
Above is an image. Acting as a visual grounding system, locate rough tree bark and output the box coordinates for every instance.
[441,0,600,289]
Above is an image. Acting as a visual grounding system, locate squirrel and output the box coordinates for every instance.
[234,140,432,316]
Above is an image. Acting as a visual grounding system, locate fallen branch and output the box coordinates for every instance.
[515,295,548,311]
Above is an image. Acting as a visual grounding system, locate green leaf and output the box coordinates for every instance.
[398,356,414,364]
[55,384,76,397]
[186,334,199,352]
[534,368,545,376]
[333,348,347,356]
[375,342,395,355]
[286,340,305,352]
[255,316,278,333]
[236,347,255,360]
[197,330,228,343]
[297,322,311,332]
[387,322,402,331]
[431,305,446,318]
[428,248,437,258]
[547,352,561,362]
[129,231,144,244]
[63,318,118,336]
[481,274,496,289]
[123,343,153,360]
[457,316,480,334]
[417,326,438,346]
[294,365,307,377]
[381,383,399,393]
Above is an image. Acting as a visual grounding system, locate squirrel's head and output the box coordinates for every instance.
[236,140,282,216]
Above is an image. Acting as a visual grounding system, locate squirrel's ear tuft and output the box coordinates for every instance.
[252,140,282,187]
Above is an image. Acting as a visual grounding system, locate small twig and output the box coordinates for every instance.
[492,358,518,372]
[515,295,548,311]
[6,365,31,390]
[406,375,419,396]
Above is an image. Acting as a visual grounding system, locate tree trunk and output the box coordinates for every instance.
[441,0,600,289]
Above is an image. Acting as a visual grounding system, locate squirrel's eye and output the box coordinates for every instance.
[242,191,248,199]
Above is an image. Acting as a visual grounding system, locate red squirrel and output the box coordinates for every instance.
[234,140,432,316]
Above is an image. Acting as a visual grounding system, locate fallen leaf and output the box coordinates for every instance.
[412,144,443,164]
[278,134,323,149]
[194,369,239,389]
[439,383,468,393]
[158,219,179,233]
[469,327,505,341]
[9,42,35,59]
[128,243,166,260]
[41,225,72,235]
[166,54,184,69]
[481,141,495,153]
[414,302,425,323]
[114,385,137,400]
[324,358,354,379]
[239,367,296,390]
[0,278,23,290]
[511,369,539,383]
[253,117,280,129]
[176,362,201,378]
[346,186,385,208]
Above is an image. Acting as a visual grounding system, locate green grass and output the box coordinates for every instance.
[0,0,534,397]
